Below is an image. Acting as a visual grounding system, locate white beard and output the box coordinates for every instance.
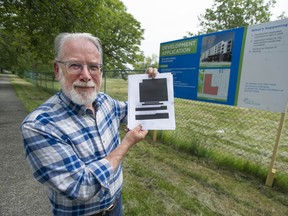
[59,70,98,106]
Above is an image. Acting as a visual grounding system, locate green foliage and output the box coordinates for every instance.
[188,0,276,35]
[0,0,144,73]
[133,54,159,70]
[277,11,288,20]
[0,30,17,72]
[97,0,144,70]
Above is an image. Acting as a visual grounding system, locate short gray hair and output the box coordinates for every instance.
[54,33,103,63]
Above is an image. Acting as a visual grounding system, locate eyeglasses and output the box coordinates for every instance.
[56,60,103,75]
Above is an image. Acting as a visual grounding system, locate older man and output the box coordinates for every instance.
[21,32,157,216]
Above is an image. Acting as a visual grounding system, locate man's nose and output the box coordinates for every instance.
[79,65,92,81]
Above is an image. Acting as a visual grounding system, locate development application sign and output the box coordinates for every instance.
[159,27,244,106]
[127,73,175,130]
[159,18,288,113]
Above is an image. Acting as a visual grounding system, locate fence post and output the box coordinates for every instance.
[152,130,158,142]
[265,104,288,187]
[45,73,47,89]
[104,70,107,93]
[52,74,54,90]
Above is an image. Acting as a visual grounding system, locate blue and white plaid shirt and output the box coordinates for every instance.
[20,91,127,215]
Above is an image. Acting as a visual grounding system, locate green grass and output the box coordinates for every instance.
[10,74,288,215]
[11,76,54,111]
[102,78,128,101]
[122,141,288,215]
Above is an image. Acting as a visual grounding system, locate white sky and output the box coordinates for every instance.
[121,0,288,57]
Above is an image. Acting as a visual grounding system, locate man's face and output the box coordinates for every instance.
[54,38,102,106]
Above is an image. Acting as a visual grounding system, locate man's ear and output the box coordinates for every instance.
[54,62,60,80]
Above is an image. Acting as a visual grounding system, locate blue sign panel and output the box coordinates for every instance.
[159,27,245,106]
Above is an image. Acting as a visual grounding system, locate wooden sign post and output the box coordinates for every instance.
[265,104,288,187]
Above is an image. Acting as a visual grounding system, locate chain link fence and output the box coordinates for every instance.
[162,99,288,182]
[21,70,288,191]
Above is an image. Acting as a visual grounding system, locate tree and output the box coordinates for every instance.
[133,54,159,70]
[277,11,288,20]
[0,30,17,73]
[0,0,144,74]
[0,0,80,74]
[95,0,144,70]
[191,0,276,35]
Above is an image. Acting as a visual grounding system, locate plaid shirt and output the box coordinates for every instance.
[20,91,127,215]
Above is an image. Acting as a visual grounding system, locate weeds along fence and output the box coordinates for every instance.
[22,70,288,191]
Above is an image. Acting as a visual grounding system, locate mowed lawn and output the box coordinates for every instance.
[11,74,288,215]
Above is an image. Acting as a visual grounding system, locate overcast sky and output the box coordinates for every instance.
[121,0,288,57]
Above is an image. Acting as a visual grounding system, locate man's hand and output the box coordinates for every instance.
[123,125,148,146]
[106,125,148,170]
[146,67,158,79]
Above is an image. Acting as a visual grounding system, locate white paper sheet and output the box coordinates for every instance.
[128,73,176,130]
